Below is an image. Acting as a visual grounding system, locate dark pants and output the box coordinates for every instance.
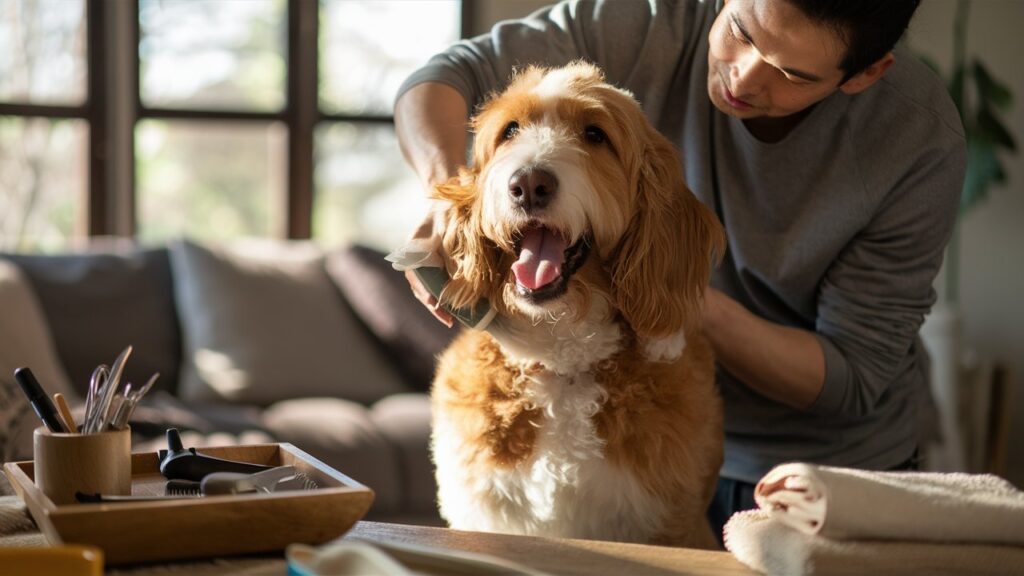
[706,450,921,548]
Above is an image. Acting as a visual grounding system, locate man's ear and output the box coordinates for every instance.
[840,52,895,95]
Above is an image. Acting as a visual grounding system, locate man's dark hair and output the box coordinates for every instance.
[787,0,922,83]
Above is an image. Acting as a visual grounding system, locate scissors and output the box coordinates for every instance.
[110,372,160,430]
[83,346,133,434]
[83,364,109,432]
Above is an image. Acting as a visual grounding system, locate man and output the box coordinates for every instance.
[394,0,965,540]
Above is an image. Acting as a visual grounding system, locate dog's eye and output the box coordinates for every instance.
[584,125,607,144]
[502,121,520,141]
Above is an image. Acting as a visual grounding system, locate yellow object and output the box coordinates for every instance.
[53,392,77,433]
[0,546,103,576]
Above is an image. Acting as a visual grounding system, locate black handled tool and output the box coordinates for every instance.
[157,428,273,481]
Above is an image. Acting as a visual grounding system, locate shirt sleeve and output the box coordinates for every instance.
[394,0,692,113]
[808,142,966,418]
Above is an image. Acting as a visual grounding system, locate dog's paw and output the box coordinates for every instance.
[643,330,687,362]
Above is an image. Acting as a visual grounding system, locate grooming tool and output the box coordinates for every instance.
[164,479,202,496]
[13,367,68,433]
[89,346,132,433]
[157,428,274,481]
[107,388,129,432]
[83,364,108,430]
[53,393,78,433]
[165,469,319,496]
[75,491,200,503]
[277,471,320,492]
[83,346,133,434]
[111,372,159,430]
[201,466,298,495]
[413,266,496,330]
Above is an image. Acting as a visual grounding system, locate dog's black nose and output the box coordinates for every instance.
[508,168,558,211]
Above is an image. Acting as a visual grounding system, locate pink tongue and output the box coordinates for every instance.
[512,227,568,290]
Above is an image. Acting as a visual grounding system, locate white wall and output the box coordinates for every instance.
[471,0,1024,486]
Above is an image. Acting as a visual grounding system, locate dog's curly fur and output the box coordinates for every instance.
[419,62,726,548]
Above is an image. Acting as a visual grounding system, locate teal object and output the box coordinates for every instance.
[414,267,495,330]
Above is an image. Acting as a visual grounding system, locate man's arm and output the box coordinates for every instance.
[394,82,468,191]
[394,82,470,327]
[702,288,825,410]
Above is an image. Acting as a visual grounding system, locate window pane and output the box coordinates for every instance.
[0,117,87,252]
[0,0,87,105]
[314,122,428,251]
[139,0,286,111]
[320,0,460,116]
[136,120,287,243]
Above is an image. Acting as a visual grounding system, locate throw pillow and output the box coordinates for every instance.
[170,238,408,406]
[0,261,77,461]
[325,244,458,392]
[3,246,182,398]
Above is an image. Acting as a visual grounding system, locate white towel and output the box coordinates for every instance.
[724,509,1024,576]
[753,462,1024,544]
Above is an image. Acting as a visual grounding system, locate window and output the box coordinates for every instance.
[0,0,91,252]
[316,0,460,250]
[135,0,290,242]
[0,0,464,253]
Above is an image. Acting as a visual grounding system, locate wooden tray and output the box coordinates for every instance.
[3,443,374,565]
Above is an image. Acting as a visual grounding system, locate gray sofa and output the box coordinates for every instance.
[0,238,455,525]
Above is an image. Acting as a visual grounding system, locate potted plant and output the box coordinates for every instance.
[919,0,1017,472]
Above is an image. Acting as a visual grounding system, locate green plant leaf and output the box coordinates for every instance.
[961,138,1006,213]
[973,60,1013,111]
[974,107,1017,151]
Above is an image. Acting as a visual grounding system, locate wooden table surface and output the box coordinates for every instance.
[343,521,758,576]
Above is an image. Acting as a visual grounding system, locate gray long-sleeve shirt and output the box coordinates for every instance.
[397,0,966,483]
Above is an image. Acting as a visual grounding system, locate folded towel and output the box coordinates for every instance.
[754,462,1024,544]
[724,509,1024,576]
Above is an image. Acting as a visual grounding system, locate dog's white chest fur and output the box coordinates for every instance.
[432,313,668,542]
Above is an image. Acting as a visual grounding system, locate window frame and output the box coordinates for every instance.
[1,0,470,246]
[128,0,470,240]
[0,0,107,240]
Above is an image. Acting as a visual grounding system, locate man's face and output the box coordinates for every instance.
[707,0,849,120]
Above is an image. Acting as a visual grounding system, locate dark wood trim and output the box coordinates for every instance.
[137,107,287,122]
[285,0,318,239]
[86,0,108,236]
[0,103,87,117]
[460,0,475,39]
[131,0,142,115]
[130,0,142,235]
[318,114,394,125]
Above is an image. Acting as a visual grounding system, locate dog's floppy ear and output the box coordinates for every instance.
[610,127,725,338]
[433,168,504,310]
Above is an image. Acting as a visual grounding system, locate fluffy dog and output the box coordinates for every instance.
[421,62,725,548]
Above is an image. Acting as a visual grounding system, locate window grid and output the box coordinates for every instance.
[2,0,468,246]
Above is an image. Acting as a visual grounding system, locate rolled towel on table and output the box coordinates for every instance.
[753,463,1024,544]
[724,509,1024,576]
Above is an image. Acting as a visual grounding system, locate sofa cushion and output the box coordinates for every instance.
[170,239,408,406]
[261,397,401,515]
[2,247,182,399]
[369,393,439,519]
[0,260,78,461]
[325,244,458,392]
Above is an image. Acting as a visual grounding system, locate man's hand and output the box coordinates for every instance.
[701,287,825,410]
[406,269,454,328]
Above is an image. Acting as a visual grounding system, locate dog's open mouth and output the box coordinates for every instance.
[511,225,590,302]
